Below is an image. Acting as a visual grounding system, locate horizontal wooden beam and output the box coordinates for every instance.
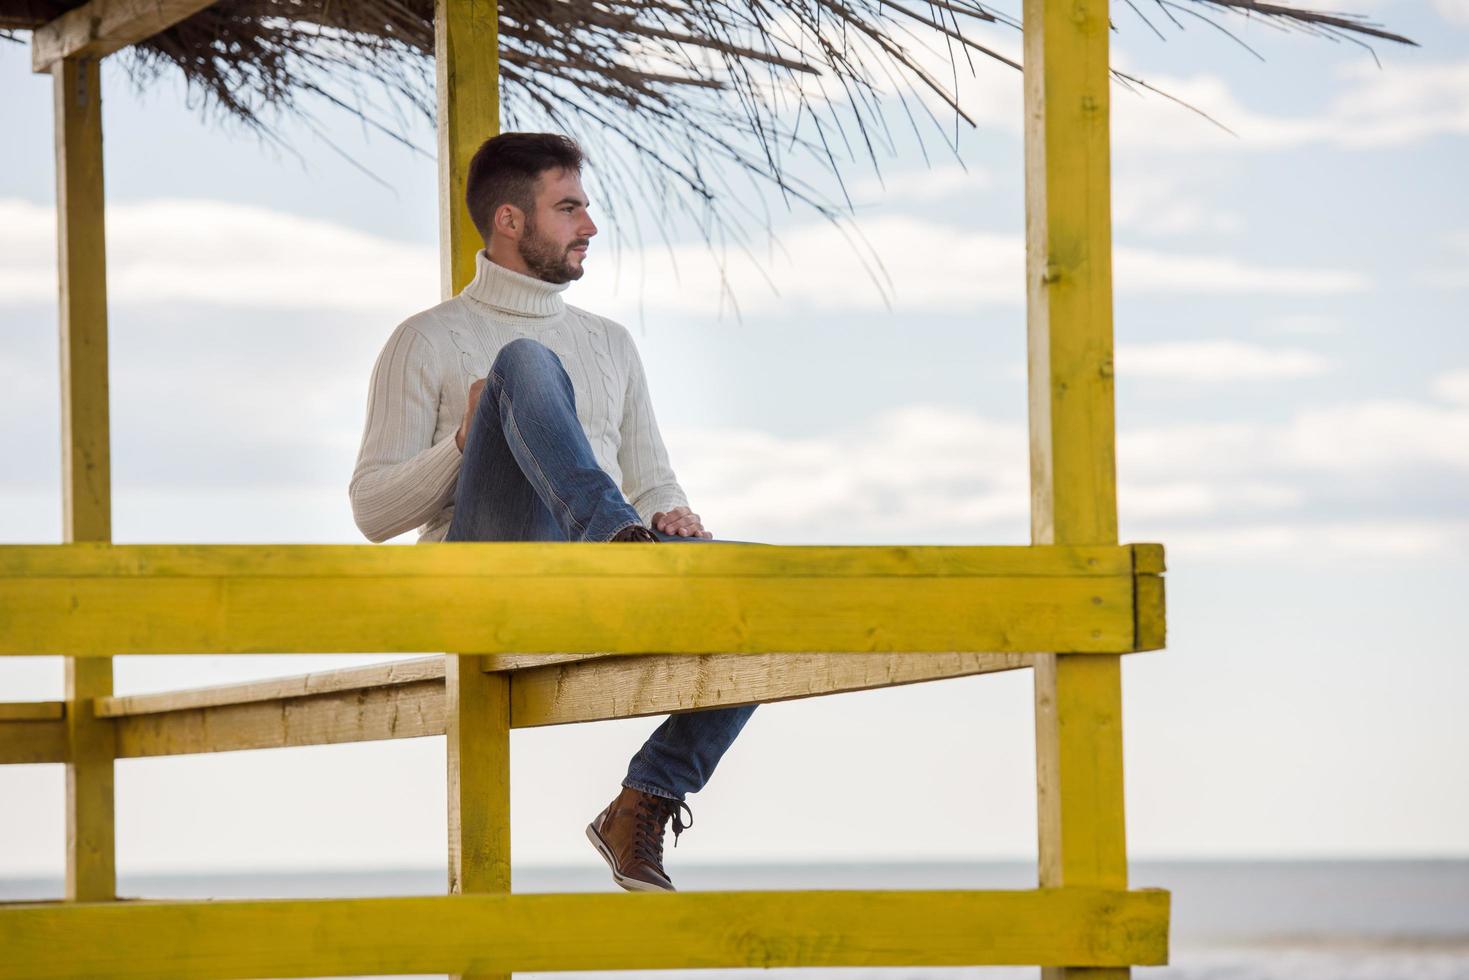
[0,543,1162,656]
[0,701,65,721]
[32,0,217,72]
[0,888,1170,977]
[78,650,1028,758]
[0,718,67,764]
[512,651,1032,727]
[95,657,445,718]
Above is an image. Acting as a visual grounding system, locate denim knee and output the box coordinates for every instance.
[491,337,560,380]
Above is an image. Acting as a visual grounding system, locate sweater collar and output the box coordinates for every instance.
[460,250,569,318]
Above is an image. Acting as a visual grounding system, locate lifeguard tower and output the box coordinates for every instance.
[2,0,1173,975]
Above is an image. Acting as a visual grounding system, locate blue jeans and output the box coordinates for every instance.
[445,337,756,802]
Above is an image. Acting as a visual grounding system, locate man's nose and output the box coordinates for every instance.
[581,215,598,238]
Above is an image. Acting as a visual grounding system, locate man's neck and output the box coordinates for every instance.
[486,240,535,279]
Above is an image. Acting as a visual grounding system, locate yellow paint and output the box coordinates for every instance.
[54,54,117,905]
[0,888,1170,978]
[1022,0,1138,974]
[0,544,1160,656]
[436,0,500,297]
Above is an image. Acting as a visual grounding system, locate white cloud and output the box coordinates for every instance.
[1,199,1365,319]
[1433,368,1469,405]
[0,198,438,314]
[656,385,1469,554]
[1118,340,1333,380]
[1436,0,1469,25]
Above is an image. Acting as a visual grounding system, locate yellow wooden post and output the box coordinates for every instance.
[437,3,506,977]
[1023,0,1128,975]
[436,0,500,298]
[53,54,117,903]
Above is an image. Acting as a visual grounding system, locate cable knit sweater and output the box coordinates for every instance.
[349,251,690,543]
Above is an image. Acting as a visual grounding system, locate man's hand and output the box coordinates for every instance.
[456,378,488,452]
[652,506,712,538]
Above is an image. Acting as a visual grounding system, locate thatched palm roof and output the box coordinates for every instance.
[2,0,1414,265]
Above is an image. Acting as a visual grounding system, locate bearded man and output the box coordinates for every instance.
[349,132,756,892]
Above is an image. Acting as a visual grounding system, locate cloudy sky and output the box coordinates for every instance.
[1,0,1467,879]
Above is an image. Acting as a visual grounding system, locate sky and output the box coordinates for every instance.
[1,0,1467,880]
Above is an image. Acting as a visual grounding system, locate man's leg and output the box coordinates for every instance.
[447,337,644,543]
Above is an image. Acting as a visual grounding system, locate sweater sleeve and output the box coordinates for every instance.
[349,322,463,543]
[617,335,690,524]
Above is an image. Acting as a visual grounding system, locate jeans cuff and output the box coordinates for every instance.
[599,518,643,543]
[621,777,683,802]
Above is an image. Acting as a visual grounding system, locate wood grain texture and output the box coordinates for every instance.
[96,657,446,717]
[54,54,116,905]
[0,719,68,764]
[512,651,1033,727]
[101,652,1037,756]
[0,702,65,721]
[436,0,499,297]
[32,0,218,71]
[0,888,1170,977]
[446,655,510,900]
[1022,0,1138,973]
[0,544,1153,656]
[111,678,446,757]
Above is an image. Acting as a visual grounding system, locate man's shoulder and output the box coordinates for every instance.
[565,303,635,348]
[384,296,467,349]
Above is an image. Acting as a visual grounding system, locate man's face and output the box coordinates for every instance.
[517,167,597,284]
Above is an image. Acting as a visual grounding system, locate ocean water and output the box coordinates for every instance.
[4,860,1467,979]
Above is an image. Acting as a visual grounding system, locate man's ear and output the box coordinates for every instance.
[493,203,524,239]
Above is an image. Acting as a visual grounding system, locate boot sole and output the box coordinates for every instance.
[585,821,676,893]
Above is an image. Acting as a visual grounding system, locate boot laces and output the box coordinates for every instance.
[631,796,694,866]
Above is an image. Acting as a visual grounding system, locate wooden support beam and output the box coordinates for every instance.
[0,888,1170,977]
[512,651,1032,727]
[1022,0,1142,976]
[0,702,68,764]
[0,719,69,764]
[54,53,117,906]
[445,657,511,980]
[32,0,218,72]
[83,651,1030,758]
[0,543,1161,656]
[436,0,499,297]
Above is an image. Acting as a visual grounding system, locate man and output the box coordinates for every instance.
[349,132,755,892]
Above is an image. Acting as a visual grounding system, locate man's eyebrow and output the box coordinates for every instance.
[553,196,589,207]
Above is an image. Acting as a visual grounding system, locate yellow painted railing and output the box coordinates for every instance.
[2,0,1168,974]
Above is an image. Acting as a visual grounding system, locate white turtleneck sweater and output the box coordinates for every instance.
[349,251,690,543]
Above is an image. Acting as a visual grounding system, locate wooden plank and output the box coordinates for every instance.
[512,651,1033,727]
[1134,574,1165,652]
[444,656,511,974]
[0,545,1152,657]
[32,0,218,72]
[112,678,446,758]
[0,888,1171,977]
[0,542,1138,578]
[54,53,116,906]
[483,652,607,672]
[104,652,1034,757]
[436,0,500,297]
[1022,0,1140,972]
[0,720,68,764]
[0,702,66,721]
[95,657,445,717]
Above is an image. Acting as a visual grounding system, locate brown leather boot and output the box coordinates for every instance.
[610,523,659,542]
[585,785,693,892]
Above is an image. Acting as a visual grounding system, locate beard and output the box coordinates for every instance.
[517,215,587,284]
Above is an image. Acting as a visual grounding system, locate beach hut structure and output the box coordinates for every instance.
[0,0,1403,975]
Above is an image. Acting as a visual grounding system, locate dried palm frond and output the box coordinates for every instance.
[1,0,1414,312]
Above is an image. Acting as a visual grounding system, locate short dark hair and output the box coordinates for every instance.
[465,132,584,241]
